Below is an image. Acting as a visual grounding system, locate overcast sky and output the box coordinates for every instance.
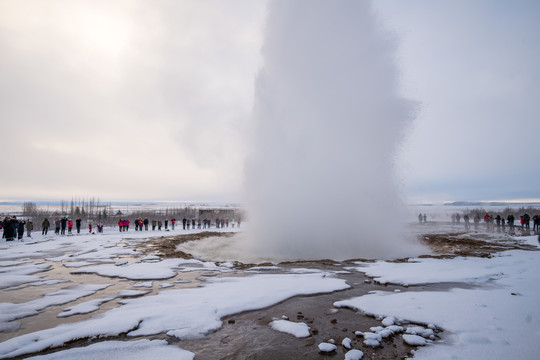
[1,0,539,203]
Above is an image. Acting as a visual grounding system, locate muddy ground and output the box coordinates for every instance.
[130,230,538,360]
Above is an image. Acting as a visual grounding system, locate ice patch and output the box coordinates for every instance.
[269,319,310,338]
[318,342,337,352]
[23,339,194,360]
[403,334,427,346]
[345,349,364,360]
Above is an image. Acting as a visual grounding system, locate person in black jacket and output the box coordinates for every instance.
[60,217,67,235]
[3,217,16,241]
[76,218,82,233]
[42,218,50,235]
[143,218,148,231]
[17,220,26,240]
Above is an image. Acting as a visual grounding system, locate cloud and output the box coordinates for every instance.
[0,0,265,201]
[376,0,540,201]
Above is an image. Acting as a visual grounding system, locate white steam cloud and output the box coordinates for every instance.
[245,0,422,261]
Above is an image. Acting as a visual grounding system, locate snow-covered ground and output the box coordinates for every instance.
[1,223,539,359]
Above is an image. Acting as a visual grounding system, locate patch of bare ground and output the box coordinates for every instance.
[418,232,538,259]
[137,231,237,259]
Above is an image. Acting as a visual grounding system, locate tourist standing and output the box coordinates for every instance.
[76,218,82,233]
[67,219,73,234]
[60,217,67,235]
[26,220,33,237]
[17,219,25,240]
[54,218,61,235]
[523,213,530,230]
[42,218,50,235]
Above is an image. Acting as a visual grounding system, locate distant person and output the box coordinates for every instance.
[182,218,187,230]
[463,214,470,230]
[164,219,168,230]
[76,218,82,233]
[495,215,501,227]
[533,214,539,232]
[456,214,461,224]
[473,214,480,229]
[451,214,456,225]
[523,213,530,230]
[507,214,515,230]
[60,217,67,235]
[42,218,50,235]
[520,215,524,229]
[158,220,162,230]
[55,218,61,235]
[118,219,123,232]
[152,219,157,231]
[171,218,175,230]
[88,219,93,233]
[17,219,26,240]
[423,214,427,223]
[144,218,149,231]
[67,219,73,234]
[3,217,16,241]
[26,220,33,237]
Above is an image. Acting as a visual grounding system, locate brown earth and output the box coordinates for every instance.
[418,232,539,259]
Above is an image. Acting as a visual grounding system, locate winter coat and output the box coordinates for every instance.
[42,219,50,228]
[26,222,34,231]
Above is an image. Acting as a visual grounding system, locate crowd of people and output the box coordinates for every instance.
[446,212,539,232]
[2,215,242,241]
[1,216,33,241]
[116,217,240,232]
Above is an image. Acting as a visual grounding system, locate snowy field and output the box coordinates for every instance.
[1,222,539,359]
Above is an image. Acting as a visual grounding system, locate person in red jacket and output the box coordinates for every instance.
[118,219,123,232]
[67,219,73,234]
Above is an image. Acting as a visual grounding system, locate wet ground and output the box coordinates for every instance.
[2,226,538,359]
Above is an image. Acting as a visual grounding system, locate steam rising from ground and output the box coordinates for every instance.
[244,0,423,261]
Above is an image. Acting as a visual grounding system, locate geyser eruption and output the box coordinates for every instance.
[245,0,420,261]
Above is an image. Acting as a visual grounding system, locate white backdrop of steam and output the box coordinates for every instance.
[244,0,422,260]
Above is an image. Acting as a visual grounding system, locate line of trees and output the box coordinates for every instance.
[22,198,113,221]
[16,200,241,228]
